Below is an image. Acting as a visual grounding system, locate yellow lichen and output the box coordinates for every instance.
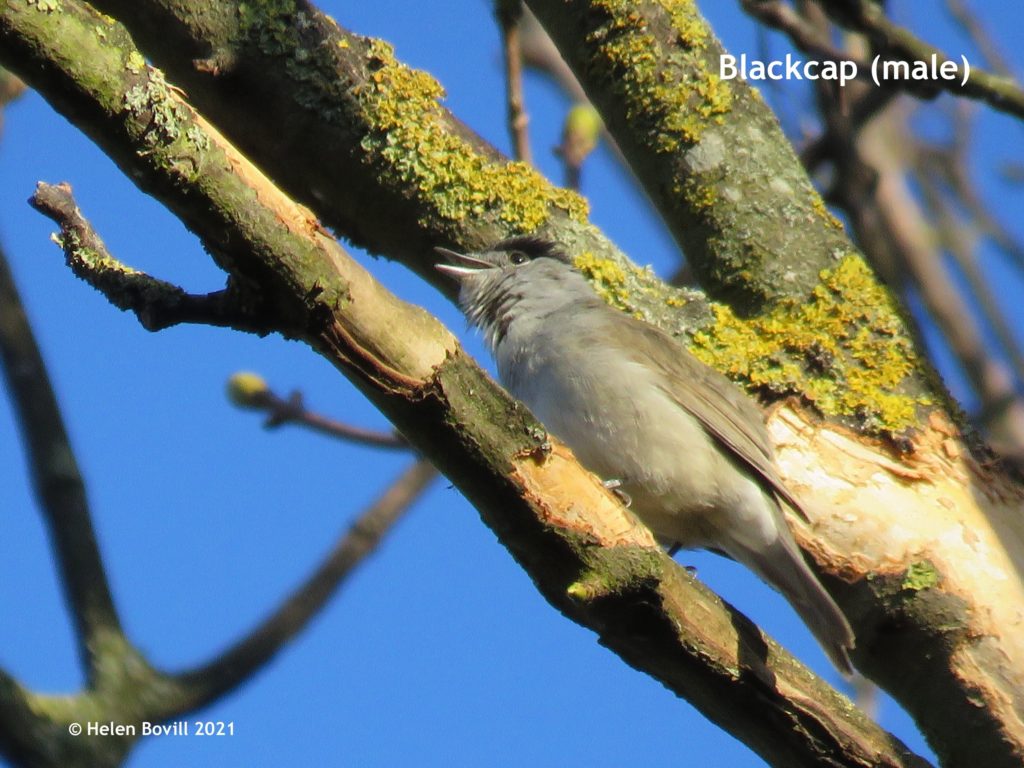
[812,195,844,230]
[356,39,588,232]
[126,50,145,73]
[590,0,732,152]
[690,255,931,433]
[574,251,636,310]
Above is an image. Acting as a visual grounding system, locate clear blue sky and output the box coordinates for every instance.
[2,1,1021,765]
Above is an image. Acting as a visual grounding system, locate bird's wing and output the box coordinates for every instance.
[613,313,810,522]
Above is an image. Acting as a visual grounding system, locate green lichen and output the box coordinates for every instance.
[588,0,732,152]
[122,69,209,166]
[902,560,940,591]
[690,255,931,434]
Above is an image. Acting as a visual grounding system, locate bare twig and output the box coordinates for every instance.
[496,0,532,164]
[28,182,279,335]
[818,0,1024,118]
[227,372,409,449]
[166,458,437,712]
[518,6,586,101]
[945,0,1012,77]
[741,0,870,81]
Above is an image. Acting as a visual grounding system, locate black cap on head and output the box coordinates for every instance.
[493,236,573,265]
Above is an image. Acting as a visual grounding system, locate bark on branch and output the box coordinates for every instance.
[0,2,927,767]
[522,3,1024,765]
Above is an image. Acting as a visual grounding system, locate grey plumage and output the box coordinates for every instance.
[436,236,855,674]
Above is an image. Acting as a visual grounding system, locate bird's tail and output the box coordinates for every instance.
[734,533,855,675]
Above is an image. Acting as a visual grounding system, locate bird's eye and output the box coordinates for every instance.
[509,251,529,265]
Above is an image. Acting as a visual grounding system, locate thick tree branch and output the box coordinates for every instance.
[526,0,854,308]
[83,0,707,335]
[0,4,927,767]
[87,0,944,444]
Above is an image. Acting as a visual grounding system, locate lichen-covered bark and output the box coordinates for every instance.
[81,0,941,442]
[525,0,851,309]
[82,0,709,331]
[524,2,1024,764]
[0,2,927,767]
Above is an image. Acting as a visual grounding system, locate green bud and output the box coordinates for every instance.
[227,371,269,409]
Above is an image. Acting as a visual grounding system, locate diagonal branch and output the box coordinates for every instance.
[226,373,408,449]
[163,458,437,714]
[0,240,124,682]
[0,4,929,766]
[817,0,1024,118]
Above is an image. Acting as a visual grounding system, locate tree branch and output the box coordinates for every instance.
[524,2,1024,765]
[496,0,532,164]
[27,182,279,334]
[83,0,707,335]
[526,0,854,308]
[227,372,409,449]
[818,0,1024,118]
[164,458,436,713]
[0,241,124,681]
[0,3,928,766]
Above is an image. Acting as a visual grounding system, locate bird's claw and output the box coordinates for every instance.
[603,479,632,508]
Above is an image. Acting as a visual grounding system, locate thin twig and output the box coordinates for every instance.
[229,374,409,449]
[944,0,1012,78]
[741,0,871,81]
[818,0,1024,118]
[497,0,532,164]
[166,458,437,712]
[28,182,279,335]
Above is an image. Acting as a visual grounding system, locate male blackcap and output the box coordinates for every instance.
[436,236,855,673]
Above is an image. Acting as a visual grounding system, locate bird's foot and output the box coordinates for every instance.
[603,479,632,508]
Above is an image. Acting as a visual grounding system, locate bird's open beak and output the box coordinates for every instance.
[434,247,494,280]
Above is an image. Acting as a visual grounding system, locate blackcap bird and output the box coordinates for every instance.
[436,236,855,674]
